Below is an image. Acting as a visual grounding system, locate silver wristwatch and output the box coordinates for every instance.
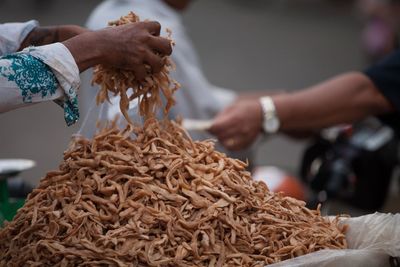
[259,96,280,133]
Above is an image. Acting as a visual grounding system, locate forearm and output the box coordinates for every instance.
[62,32,103,72]
[238,90,286,100]
[273,72,394,132]
[19,25,87,51]
[19,26,58,50]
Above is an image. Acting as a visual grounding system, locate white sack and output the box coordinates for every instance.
[269,212,400,267]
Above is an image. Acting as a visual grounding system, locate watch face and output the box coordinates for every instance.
[259,96,280,133]
[265,117,280,133]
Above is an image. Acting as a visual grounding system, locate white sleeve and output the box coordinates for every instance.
[0,20,39,56]
[0,42,81,126]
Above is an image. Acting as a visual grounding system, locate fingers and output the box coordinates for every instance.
[98,20,172,73]
[141,21,172,56]
[144,51,164,73]
[210,120,237,140]
[217,127,241,140]
[219,129,254,151]
[221,138,246,151]
[209,100,263,151]
[142,21,161,36]
[134,65,147,81]
[131,21,172,73]
[215,126,244,151]
[148,36,172,56]
[209,114,237,136]
[209,112,242,150]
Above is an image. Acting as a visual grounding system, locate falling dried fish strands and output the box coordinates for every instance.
[92,11,180,122]
[0,118,347,266]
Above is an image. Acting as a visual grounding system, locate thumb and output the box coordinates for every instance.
[209,110,233,135]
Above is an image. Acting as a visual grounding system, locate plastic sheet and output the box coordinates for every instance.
[77,94,144,139]
[269,213,400,267]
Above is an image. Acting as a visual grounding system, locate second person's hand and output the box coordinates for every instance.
[209,99,263,151]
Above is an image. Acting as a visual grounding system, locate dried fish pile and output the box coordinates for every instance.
[0,11,347,267]
[92,12,179,122]
[0,118,347,266]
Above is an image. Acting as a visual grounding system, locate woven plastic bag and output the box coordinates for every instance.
[269,212,400,267]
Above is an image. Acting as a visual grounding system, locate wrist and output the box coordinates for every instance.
[259,96,281,134]
[62,32,103,72]
[82,31,104,63]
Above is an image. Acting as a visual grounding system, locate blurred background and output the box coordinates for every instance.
[0,0,399,214]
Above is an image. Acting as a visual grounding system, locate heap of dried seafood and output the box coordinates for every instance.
[0,119,347,266]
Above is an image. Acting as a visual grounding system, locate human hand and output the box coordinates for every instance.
[64,21,172,75]
[98,21,172,78]
[209,99,263,151]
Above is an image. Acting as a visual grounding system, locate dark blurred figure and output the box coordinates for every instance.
[358,0,400,62]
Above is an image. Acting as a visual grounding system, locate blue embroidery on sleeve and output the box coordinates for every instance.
[0,53,57,102]
[54,88,80,126]
[0,53,79,126]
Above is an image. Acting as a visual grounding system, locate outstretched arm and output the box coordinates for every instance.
[274,72,393,132]
[209,72,393,150]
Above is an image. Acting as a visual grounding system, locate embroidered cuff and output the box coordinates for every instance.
[26,43,80,126]
[0,53,59,105]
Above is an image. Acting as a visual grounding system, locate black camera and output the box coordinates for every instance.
[300,118,400,211]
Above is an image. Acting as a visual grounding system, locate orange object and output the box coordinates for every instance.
[253,166,306,201]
